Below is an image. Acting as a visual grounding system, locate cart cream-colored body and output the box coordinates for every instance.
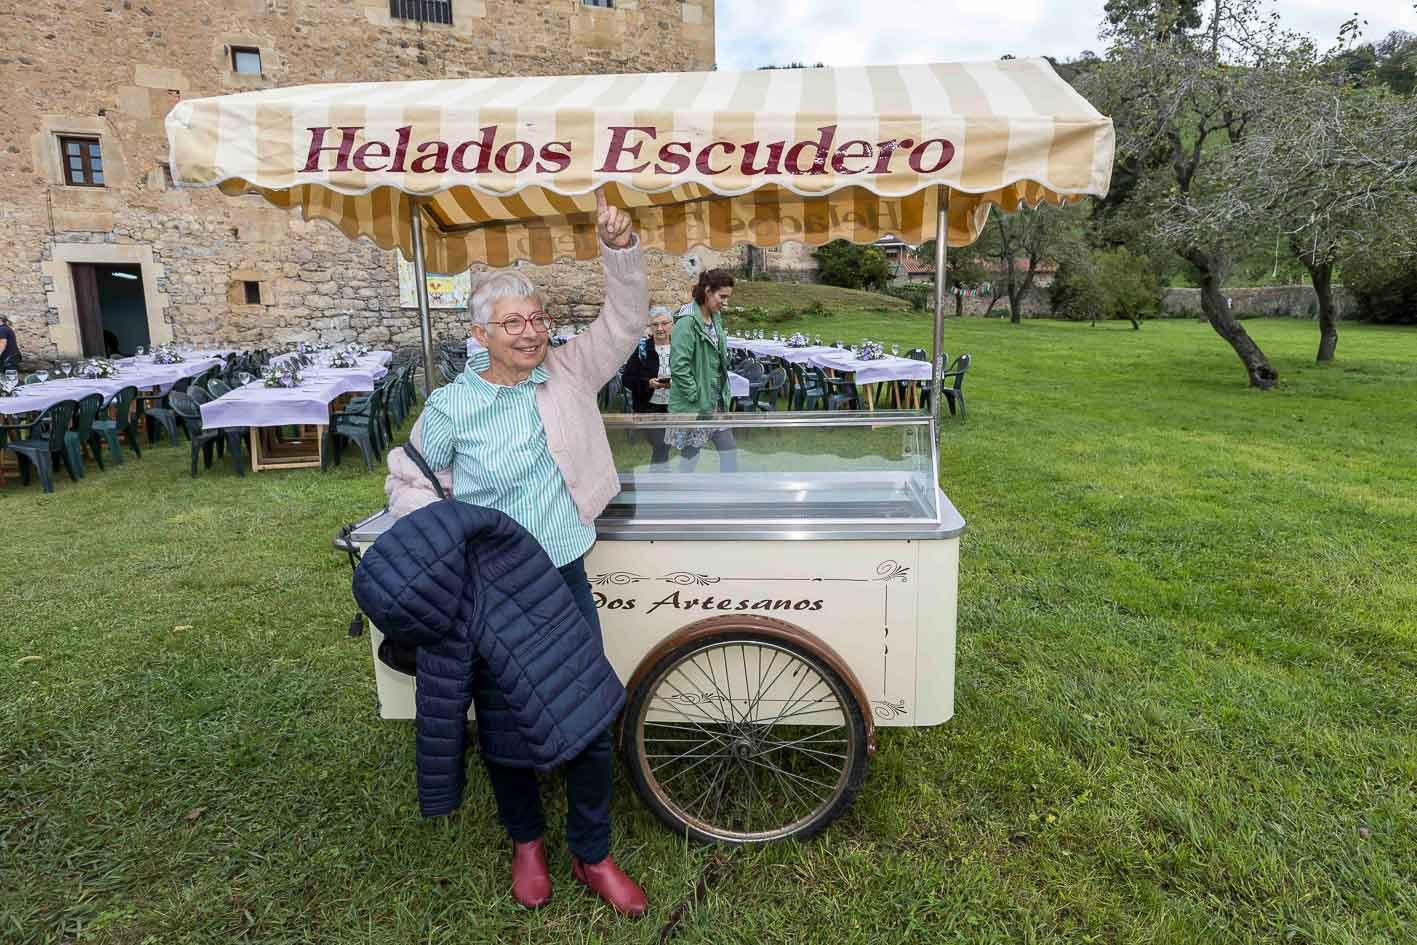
[343,412,962,842]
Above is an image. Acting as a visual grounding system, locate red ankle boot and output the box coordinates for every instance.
[571,855,647,917]
[510,839,552,909]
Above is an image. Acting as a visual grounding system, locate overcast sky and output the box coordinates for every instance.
[714,0,1417,71]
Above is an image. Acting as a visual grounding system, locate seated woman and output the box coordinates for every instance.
[668,269,737,472]
[619,306,674,465]
[383,191,649,917]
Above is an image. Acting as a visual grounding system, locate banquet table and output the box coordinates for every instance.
[274,349,393,369]
[199,368,379,471]
[727,338,840,365]
[728,337,930,409]
[0,356,224,417]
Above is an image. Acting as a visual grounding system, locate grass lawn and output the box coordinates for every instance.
[3,313,1415,944]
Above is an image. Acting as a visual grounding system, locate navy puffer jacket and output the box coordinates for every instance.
[352,501,626,817]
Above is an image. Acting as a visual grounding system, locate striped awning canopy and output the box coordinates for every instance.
[166,59,1113,271]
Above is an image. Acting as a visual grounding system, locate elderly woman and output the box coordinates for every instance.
[384,192,648,917]
[619,306,674,465]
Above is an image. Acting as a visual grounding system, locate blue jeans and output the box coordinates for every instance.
[482,555,615,864]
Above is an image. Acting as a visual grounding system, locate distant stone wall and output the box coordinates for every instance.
[1161,286,1356,319]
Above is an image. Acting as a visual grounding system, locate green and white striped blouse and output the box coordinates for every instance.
[419,351,596,568]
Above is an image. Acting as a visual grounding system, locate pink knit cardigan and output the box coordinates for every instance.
[384,237,648,522]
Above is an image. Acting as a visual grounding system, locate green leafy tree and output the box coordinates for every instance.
[1051,247,1161,328]
[811,241,892,291]
[1104,0,1202,39]
[910,239,990,316]
[1080,0,1296,388]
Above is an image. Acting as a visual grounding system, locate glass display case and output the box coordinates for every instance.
[597,412,961,540]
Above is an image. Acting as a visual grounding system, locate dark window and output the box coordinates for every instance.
[582,0,614,6]
[389,0,452,24]
[231,46,262,75]
[59,136,104,187]
[243,281,262,305]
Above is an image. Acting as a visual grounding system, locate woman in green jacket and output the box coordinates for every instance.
[668,269,737,472]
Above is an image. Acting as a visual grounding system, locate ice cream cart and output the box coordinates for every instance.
[166,60,1113,842]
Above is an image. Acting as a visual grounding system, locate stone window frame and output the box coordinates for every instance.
[33,117,128,192]
[216,39,279,91]
[582,0,615,7]
[228,271,273,310]
[389,0,453,25]
[230,45,262,76]
[58,135,105,188]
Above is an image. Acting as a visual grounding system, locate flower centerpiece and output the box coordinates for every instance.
[343,342,370,357]
[785,332,810,348]
[858,340,885,361]
[78,358,119,379]
[327,350,358,369]
[264,364,304,388]
[152,345,185,364]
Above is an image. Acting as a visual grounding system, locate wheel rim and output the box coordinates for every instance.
[633,639,861,843]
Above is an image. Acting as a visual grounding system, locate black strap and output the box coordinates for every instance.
[401,442,448,500]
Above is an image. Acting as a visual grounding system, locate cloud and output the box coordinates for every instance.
[714,0,1417,71]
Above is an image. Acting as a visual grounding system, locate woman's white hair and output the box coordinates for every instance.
[648,306,673,323]
[469,270,542,328]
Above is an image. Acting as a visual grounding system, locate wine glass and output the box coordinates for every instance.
[36,370,49,383]
[135,346,146,358]
[4,369,17,389]
[814,334,822,346]
[891,343,901,357]
[237,372,254,386]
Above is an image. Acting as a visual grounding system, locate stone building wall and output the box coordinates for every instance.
[1160,286,1356,319]
[0,0,716,363]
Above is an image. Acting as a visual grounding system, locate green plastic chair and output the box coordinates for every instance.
[751,367,789,411]
[65,392,106,477]
[92,385,142,464]
[140,377,190,446]
[789,363,827,411]
[940,353,970,418]
[331,384,386,472]
[3,399,79,492]
[208,378,232,398]
[169,391,246,478]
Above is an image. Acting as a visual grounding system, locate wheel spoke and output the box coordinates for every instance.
[634,639,864,843]
[739,753,837,799]
[684,652,740,726]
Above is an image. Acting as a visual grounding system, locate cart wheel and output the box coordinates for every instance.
[623,624,870,844]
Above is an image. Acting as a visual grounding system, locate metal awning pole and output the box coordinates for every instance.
[407,199,436,397]
[930,185,950,431]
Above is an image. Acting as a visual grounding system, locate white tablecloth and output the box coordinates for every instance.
[727,371,748,398]
[0,357,224,416]
[274,350,393,369]
[728,338,841,365]
[199,370,376,429]
[804,350,932,384]
[115,356,227,391]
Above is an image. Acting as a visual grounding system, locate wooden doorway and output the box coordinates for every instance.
[70,263,148,357]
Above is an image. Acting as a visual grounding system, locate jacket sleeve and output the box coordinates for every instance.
[669,314,700,410]
[620,345,651,404]
[547,237,649,392]
[414,638,476,817]
[384,413,455,518]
